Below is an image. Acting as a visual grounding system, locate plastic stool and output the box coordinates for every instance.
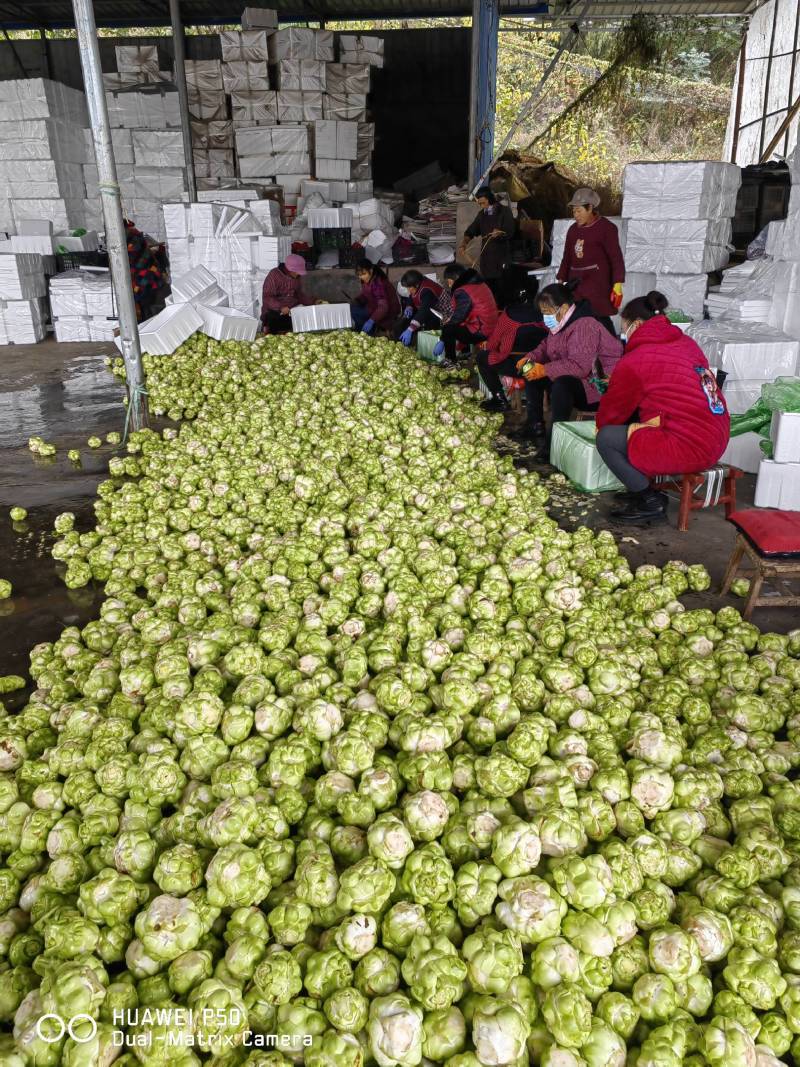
[652,466,743,533]
[721,509,800,620]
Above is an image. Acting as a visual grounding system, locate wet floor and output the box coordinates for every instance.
[0,341,797,701]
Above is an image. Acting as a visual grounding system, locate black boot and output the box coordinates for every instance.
[510,421,546,442]
[610,490,668,524]
[481,394,510,413]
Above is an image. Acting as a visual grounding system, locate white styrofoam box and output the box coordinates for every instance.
[291,303,351,332]
[0,118,90,165]
[125,168,188,202]
[255,235,292,270]
[325,63,370,96]
[314,120,358,162]
[222,61,270,93]
[163,203,189,239]
[115,44,159,76]
[139,303,204,355]
[620,272,657,303]
[268,28,334,62]
[276,91,324,123]
[625,218,732,275]
[654,273,708,320]
[104,72,142,91]
[315,158,352,181]
[220,30,271,62]
[230,90,278,125]
[622,161,741,220]
[769,261,800,340]
[307,207,353,229]
[185,60,223,92]
[187,89,227,124]
[339,35,385,67]
[278,174,310,197]
[719,431,765,474]
[53,317,91,342]
[57,232,100,253]
[9,235,55,255]
[549,216,627,269]
[687,320,800,381]
[241,7,279,30]
[197,304,259,341]
[190,120,234,150]
[0,254,46,300]
[0,79,88,125]
[193,150,236,179]
[276,60,326,92]
[720,378,766,415]
[12,199,86,233]
[755,458,800,509]
[358,122,375,151]
[171,265,219,303]
[301,179,331,201]
[771,411,800,462]
[323,94,368,122]
[236,124,309,158]
[766,220,785,257]
[106,87,182,129]
[131,130,185,169]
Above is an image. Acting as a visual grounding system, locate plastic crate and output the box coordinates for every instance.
[55,251,110,272]
[416,330,443,364]
[550,421,623,493]
[312,226,352,252]
[338,244,363,268]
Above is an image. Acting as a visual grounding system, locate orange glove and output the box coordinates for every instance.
[610,283,623,310]
[525,362,547,382]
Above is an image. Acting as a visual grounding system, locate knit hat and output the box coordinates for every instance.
[285,254,307,275]
[566,187,601,209]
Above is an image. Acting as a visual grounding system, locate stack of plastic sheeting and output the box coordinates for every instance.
[290,303,351,332]
[0,79,92,235]
[687,319,800,416]
[339,35,385,68]
[139,303,204,355]
[50,270,118,343]
[0,297,48,344]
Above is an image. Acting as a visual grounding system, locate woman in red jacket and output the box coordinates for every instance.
[351,260,400,334]
[476,278,548,412]
[434,264,499,366]
[512,282,623,458]
[596,291,730,525]
[557,187,625,332]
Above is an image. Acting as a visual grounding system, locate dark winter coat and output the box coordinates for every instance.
[464,204,516,280]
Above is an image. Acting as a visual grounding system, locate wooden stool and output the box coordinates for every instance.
[652,466,743,533]
[721,509,800,620]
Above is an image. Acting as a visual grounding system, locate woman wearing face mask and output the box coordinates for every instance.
[511,282,623,458]
[433,262,499,367]
[557,188,625,333]
[596,291,730,525]
[458,186,516,306]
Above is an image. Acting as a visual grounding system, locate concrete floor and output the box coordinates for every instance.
[0,341,797,691]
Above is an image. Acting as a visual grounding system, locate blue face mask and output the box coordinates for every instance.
[542,313,559,332]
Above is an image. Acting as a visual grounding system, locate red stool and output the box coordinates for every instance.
[721,509,800,620]
[652,466,743,533]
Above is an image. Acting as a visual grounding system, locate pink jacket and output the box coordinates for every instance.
[530,303,623,405]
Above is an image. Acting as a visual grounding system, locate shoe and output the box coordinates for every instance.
[610,490,668,524]
[510,422,546,441]
[612,490,637,504]
[480,395,510,413]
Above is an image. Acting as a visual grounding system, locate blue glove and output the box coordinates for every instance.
[403,305,414,319]
[362,318,375,335]
[433,340,445,357]
[400,328,414,346]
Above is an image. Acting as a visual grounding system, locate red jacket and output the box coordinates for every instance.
[447,270,498,338]
[261,266,313,317]
[486,306,548,367]
[354,274,400,326]
[596,315,730,477]
[530,302,623,405]
[557,216,625,318]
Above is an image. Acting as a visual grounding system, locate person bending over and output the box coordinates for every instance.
[396,270,446,346]
[595,290,730,525]
[351,260,401,335]
[513,282,622,459]
[260,254,314,334]
[476,278,548,412]
[434,263,499,367]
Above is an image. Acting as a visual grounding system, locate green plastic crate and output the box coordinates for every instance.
[416,330,443,364]
[550,421,624,493]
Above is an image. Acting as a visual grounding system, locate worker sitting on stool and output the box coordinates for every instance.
[434,263,499,368]
[260,254,314,334]
[476,276,548,412]
[396,269,446,347]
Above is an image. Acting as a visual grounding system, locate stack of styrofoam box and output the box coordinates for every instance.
[191,120,235,181]
[163,201,266,317]
[621,161,741,321]
[0,252,48,344]
[313,120,357,182]
[241,7,279,31]
[170,265,229,308]
[235,125,310,180]
[339,34,385,68]
[185,60,227,128]
[50,269,118,343]
[764,144,800,341]
[10,220,56,255]
[220,30,271,100]
[754,411,800,509]
[0,79,93,236]
[705,259,766,320]
[687,319,800,473]
[113,45,169,85]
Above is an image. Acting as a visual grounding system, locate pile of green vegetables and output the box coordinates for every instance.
[2,332,799,1067]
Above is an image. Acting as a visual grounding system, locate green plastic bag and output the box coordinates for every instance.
[729,400,772,438]
[761,376,800,413]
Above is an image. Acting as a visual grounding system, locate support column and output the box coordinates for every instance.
[468,0,499,189]
[72,0,148,433]
[169,0,198,202]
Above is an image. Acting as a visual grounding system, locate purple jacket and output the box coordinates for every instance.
[530,302,623,404]
[354,275,400,326]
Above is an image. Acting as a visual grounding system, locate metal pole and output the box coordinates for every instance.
[72,0,148,432]
[468,0,500,188]
[729,37,747,163]
[169,0,197,202]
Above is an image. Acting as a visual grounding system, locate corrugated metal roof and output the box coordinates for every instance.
[0,0,762,27]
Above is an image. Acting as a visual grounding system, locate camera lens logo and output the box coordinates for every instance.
[35,1014,98,1044]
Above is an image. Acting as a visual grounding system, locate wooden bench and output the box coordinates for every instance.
[652,466,743,533]
[721,509,800,620]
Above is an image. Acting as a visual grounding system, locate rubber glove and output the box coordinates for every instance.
[610,283,623,310]
[362,318,375,335]
[400,328,415,346]
[403,305,414,319]
[433,340,445,357]
[524,362,547,382]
